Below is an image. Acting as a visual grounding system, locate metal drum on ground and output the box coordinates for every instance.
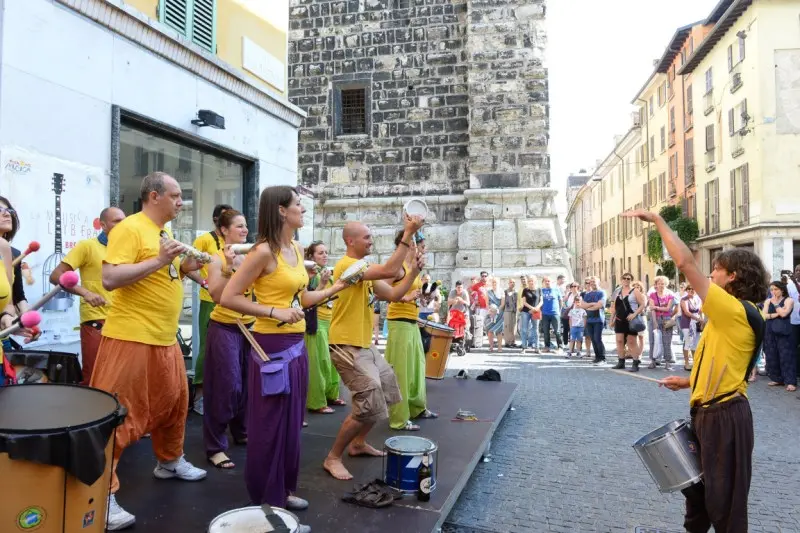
[383,435,438,495]
[0,383,126,532]
[633,418,703,493]
[418,320,454,379]
[208,506,299,533]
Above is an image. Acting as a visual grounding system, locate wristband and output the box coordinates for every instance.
[269,307,274,318]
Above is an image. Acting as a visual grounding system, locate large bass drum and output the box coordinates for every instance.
[0,384,126,532]
[418,320,454,379]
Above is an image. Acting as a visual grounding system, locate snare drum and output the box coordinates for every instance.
[5,350,82,384]
[209,506,299,533]
[383,436,438,495]
[633,418,703,493]
[418,320,454,379]
[0,384,126,532]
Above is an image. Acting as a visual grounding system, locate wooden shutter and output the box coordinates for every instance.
[161,0,188,35]
[741,98,748,122]
[728,108,735,136]
[705,125,714,151]
[713,179,720,232]
[742,164,749,224]
[730,170,737,227]
[727,45,734,71]
[191,0,216,52]
[704,182,710,234]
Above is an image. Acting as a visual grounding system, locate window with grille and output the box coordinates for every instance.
[159,0,216,53]
[340,89,367,135]
[396,0,411,8]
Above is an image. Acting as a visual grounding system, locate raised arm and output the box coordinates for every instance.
[362,216,424,281]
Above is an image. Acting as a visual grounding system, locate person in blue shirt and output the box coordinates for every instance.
[580,276,607,364]
[540,277,563,352]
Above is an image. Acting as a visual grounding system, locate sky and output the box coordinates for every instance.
[547,0,721,214]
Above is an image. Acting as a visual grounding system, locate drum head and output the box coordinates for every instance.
[426,321,454,333]
[209,507,298,533]
[0,384,120,433]
[341,260,368,283]
[385,435,437,454]
[403,199,428,218]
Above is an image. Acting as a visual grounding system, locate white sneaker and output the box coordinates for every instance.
[106,494,135,530]
[193,397,204,415]
[153,456,207,481]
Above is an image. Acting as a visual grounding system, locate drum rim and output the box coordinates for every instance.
[0,383,122,434]
[403,198,428,215]
[208,506,299,530]
[632,418,689,448]
[384,435,438,454]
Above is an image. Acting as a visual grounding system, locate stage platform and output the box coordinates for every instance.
[116,377,517,533]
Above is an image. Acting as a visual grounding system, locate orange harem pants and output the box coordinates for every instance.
[79,320,104,386]
[90,337,188,493]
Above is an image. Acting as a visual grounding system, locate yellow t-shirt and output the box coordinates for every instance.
[329,256,374,348]
[101,212,183,346]
[209,250,255,325]
[0,267,10,358]
[252,242,308,334]
[62,237,113,323]
[316,276,334,322]
[193,232,224,303]
[689,283,759,407]
[387,262,421,321]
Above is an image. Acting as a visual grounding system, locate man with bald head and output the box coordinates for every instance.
[323,215,425,481]
[91,172,207,530]
[49,206,126,385]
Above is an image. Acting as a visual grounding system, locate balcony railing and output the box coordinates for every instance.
[704,91,714,115]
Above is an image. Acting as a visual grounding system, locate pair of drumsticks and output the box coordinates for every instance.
[235,319,270,362]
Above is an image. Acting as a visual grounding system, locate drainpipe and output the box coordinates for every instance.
[612,147,626,274]
[635,98,652,285]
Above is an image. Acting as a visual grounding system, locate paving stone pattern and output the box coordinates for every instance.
[438,333,800,533]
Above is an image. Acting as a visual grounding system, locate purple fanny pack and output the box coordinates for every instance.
[250,340,305,396]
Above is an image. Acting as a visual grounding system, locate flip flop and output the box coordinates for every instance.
[310,406,335,414]
[208,453,235,470]
[416,409,438,419]
[328,398,346,406]
[342,480,399,509]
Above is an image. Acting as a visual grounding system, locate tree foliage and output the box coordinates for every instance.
[646,201,699,279]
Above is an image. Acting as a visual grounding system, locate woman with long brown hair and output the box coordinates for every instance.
[220,186,346,523]
[304,241,345,414]
[201,209,251,470]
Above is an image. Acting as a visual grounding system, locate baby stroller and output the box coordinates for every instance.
[448,309,469,357]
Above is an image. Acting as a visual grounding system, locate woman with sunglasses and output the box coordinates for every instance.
[304,240,345,415]
[610,272,647,371]
[220,186,346,525]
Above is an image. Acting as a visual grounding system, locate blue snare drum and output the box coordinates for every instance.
[383,436,438,495]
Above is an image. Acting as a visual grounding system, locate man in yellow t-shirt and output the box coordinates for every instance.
[190,203,232,415]
[90,172,207,531]
[49,206,125,386]
[323,215,424,482]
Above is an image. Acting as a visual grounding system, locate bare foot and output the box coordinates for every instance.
[348,442,385,457]
[323,457,353,480]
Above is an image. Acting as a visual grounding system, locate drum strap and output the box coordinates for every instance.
[260,505,291,533]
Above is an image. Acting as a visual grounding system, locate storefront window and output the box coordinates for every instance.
[118,123,245,351]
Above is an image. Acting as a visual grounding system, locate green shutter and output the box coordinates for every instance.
[159,0,216,54]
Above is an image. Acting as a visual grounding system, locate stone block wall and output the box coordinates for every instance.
[289,0,471,199]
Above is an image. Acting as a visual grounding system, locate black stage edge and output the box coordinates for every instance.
[116,378,517,533]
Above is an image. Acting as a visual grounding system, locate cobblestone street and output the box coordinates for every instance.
[437,332,800,533]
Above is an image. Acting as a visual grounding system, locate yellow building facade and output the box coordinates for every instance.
[682,0,800,278]
[124,0,288,94]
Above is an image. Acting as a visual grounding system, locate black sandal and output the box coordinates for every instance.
[208,453,235,469]
[343,480,399,508]
[416,409,439,419]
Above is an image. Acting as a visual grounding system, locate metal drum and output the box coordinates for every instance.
[209,506,299,533]
[418,320,454,380]
[5,350,82,384]
[0,384,126,532]
[633,418,703,493]
[383,436,438,495]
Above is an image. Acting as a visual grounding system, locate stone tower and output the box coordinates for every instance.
[288,0,569,285]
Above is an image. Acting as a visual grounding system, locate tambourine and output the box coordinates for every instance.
[340,259,369,285]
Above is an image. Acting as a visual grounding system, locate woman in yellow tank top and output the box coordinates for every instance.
[220,186,346,525]
[197,209,252,470]
[384,231,437,430]
[304,241,345,414]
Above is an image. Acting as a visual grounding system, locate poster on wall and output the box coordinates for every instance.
[0,146,108,348]
[296,185,315,247]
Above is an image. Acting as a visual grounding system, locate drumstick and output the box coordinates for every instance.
[609,369,662,383]
[30,271,80,311]
[0,310,41,338]
[702,359,715,403]
[235,319,270,362]
[11,241,40,268]
[708,363,728,401]
[330,344,355,368]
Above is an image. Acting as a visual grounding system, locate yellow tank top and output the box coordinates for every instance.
[316,276,334,322]
[209,250,255,325]
[252,242,308,334]
[387,262,421,321]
